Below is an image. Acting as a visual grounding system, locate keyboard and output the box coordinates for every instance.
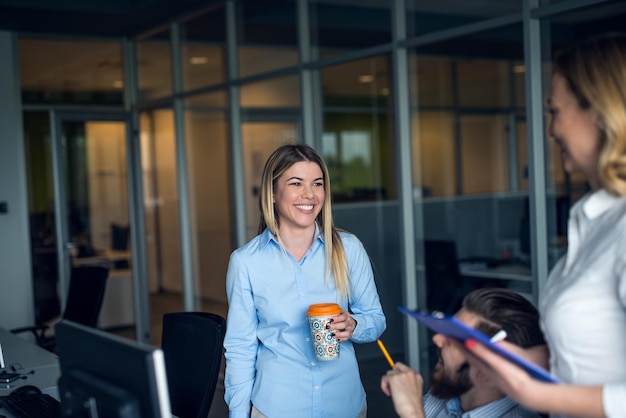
[0,394,61,418]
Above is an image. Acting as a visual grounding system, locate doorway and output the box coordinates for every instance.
[25,112,140,335]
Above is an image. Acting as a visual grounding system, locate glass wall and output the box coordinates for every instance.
[23,111,59,325]
[321,55,395,202]
[319,53,401,364]
[406,0,521,37]
[140,108,183,343]
[180,7,227,91]
[137,28,173,101]
[19,38,123,105]
[310,0,391,59]
[237,0,298,77]
[183,91,232,307]
[409,24,530,375]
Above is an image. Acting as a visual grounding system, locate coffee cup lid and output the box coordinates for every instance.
[307,303,342,316]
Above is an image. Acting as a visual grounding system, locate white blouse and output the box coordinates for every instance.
[540,189,626,418]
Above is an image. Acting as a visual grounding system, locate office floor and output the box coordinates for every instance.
[111,292,399,418]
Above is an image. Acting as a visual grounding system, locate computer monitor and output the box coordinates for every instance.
[55,320,171,418]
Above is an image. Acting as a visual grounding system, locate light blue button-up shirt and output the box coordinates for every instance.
[423,392,541,418]
[224,226,386,418]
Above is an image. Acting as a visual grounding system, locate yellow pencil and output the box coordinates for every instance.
[377,339,395,368]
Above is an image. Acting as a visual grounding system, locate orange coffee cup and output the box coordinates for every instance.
[306,303,342,361]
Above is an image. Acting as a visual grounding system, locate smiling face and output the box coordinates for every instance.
[546,73,604,189]
[429,309,479,398]
[272,161,325,234]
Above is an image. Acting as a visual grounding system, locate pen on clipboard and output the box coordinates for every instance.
[377,339,395,368]
[0,342,5,369]
[490,329,507,343]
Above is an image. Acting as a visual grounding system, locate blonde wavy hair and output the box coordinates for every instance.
[552,32,626,196]
[257,144,351,299]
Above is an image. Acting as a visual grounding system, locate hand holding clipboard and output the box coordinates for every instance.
[398,306,559,383]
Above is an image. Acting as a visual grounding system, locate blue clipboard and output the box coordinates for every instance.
[398,306,559,383]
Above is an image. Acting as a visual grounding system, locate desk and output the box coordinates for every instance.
[99,269,135,329]
[72,248,131,268]
[460,262,532,282]
[0,328,59,400]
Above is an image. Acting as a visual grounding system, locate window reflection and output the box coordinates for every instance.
[137,30,172,101]
[310,0,391,59]
[237,0,298,77]
[321,55,395,202]
[406,1,521,37]
[19,39,123,105]
[139,109,182,300]
[183,94,232,306]
[180,7,227,91]
[240,75,300,108]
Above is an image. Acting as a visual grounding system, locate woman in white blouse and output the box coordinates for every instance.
[460,32,626,418]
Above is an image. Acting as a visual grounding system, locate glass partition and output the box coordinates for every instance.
[321,55,395,202]
[240,74,300,108]
[139,108,182,344]
[320,54,401,365]
[23,111,59,325]
[137,29,173,101]
[180,7,226,91]
[183,92,232,310]
[237,0,298,77]
[406,0,521,37]
[19,39,123,106]
[310,0,391,59]
[409,24,529,377]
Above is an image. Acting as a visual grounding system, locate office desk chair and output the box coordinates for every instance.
[424,240,470,315]
[161,312,226,418]
[11,266,109,352]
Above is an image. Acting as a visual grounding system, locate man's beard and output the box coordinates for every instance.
[429,357,473,399]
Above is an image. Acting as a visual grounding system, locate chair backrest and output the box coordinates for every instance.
[62,266,109,328]
[424,240,466,314]
[111,223,130,251]
[161,312,226,418]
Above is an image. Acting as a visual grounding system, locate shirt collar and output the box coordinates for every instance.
[580,189,624,221]
[446,396,518,418]
[259,223,324,247]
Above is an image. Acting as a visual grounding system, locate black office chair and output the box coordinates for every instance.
[111,223,131,269]
[161,311,226,418]
[11,266,109,352]
[424,240,470,315]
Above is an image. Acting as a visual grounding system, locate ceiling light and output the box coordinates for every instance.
[358,74,374,83]
[113,81,124,89]
[190,56,209,65]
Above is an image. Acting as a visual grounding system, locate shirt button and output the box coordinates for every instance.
[310,361,315,366]
[300,292,305,296]
[314,386,320,390]
[306,337,310,341]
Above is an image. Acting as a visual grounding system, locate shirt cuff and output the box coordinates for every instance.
[603,382,626,418]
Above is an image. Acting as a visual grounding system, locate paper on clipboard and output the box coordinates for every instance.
[398,306,559,383]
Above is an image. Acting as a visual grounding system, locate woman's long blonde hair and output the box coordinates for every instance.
[257,144,351,298]
[552,32,626,196]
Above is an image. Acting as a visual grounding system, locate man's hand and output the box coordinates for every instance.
[380,362,426,418]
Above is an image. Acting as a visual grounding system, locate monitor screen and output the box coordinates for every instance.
[55,320,171,418]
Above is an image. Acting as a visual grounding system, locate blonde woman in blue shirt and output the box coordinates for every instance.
[224,144,386,418]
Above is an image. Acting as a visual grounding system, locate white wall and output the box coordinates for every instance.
[0,31,35,329]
